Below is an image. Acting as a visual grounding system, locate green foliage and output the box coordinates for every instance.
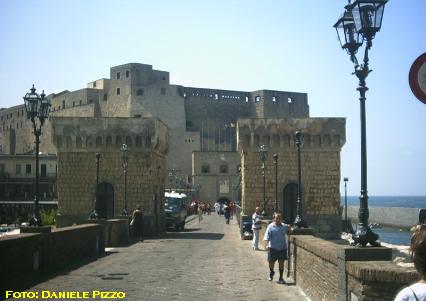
[40,208,57,225]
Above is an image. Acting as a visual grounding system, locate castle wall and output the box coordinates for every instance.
[238,118,346,238]
[50,117,168,234]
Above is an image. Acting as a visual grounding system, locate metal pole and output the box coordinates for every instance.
[30,123,41,226]
[293,131,307,228]
[274,154,278,213]
[352,40,379,247]
[344,177,348,232]
[90,153,100,219]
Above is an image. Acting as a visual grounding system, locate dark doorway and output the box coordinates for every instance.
[282,183,298,224]
[96,182,114,219]
[217,197,230,205]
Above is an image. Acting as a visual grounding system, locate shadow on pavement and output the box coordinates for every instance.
[162,232,224,240]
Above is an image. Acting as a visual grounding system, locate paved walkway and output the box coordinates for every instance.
[10,214,311,301]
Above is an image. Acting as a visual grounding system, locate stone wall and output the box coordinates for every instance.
[238,118,345,238]
[0,224,104,296]
[192,151,240,202]
[347,206,422,228]
[289,235,419,301]
[51,117,168,234]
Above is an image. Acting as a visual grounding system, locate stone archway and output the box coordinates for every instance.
[96,182,115,219]
[282,183,298,224]
[217,196,231,205]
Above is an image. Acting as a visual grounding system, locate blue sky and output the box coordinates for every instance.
[1,1,425,196]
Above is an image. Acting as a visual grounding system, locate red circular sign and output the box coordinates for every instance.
[409,52,426,104]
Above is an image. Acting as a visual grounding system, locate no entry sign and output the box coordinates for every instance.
[409,52,426,104]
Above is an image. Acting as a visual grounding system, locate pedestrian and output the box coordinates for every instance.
[131,205,144,242]
[263,213,290,284]
[252,206,262,250]
[198,204,203,223]
[224,202,231,224]
[394,224,426,300]
[214,201,220,215]
[207,203,211,215]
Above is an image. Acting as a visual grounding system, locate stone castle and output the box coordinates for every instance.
[0,63,345,237]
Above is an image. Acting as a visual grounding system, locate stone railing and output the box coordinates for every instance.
[0,224,104,295]
[288,235,419,301]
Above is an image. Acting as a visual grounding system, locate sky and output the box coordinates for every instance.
[0,1,425,196]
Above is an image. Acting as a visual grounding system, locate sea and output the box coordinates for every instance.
[341,195,426,246]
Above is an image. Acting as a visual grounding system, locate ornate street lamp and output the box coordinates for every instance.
[23,85,50,226]
[334,0,387,247]
[258,144,268,217]
[273,153,278,213]
[90,153,101,219]
[121,144,129,216]
[293,131,307,228]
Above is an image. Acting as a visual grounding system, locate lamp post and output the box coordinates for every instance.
[90,153,101,219]
[273,153,278,213]
[23,85,50,226]
[293,131,307,228]
[334,0,387,247]
[121,144,129,216]
[258,144,268,217]
[344,177,349,232]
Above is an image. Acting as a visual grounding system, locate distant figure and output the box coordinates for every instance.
[131,205,144,242]
[207,203,211,215]
[419,209,426,225]
[252,207,262,250]
[224,203,231,224]
[214,201,220,215]
[263,213,290,284]
[198,205,203,223]
[394,224,426,301]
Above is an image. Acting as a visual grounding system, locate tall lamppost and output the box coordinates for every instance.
[293,131,307,228]
[90,153,101,219]
[121,144,129,216]
[344,177,349,232]
[23,85,50,226]
[258,144,268,217]
[334,0,387,247]
[273,153,278,213]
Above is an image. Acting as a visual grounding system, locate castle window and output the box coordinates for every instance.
[137,89,143,96]
[88,99,93,104]
[272,96,277,102]
[62,100,65,109]
[255,96,261,102]
[220,164,228,174]
[162,76,166,80]
[16,164,21,175]
[215,94,219,100]
[134,114,141,118]
[161,88,166,95]
[72,101,75,107]
[126,70,130,78]
[79,100,82,105]
[201,164,210,174]
[117,72,121,80]
[288,97,293,104]
[103,94,108,101]
[26,164,31,175]
[186,121,192,128]
[106,136,112,146]
[93,82,97,88]
[117,88,121,95]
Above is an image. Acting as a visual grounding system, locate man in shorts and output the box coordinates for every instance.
[263,212,290,284]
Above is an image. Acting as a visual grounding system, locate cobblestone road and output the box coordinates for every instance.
[11,214,310,301]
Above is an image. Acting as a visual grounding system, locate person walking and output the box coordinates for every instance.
[198,204,203,223]
[131,205,144,242]
[263,213,290,284]
[252,207,262,250]
[394,224,426,300]
[224,203,231,224]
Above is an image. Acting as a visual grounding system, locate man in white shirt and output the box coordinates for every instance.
[252,207,262,250]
